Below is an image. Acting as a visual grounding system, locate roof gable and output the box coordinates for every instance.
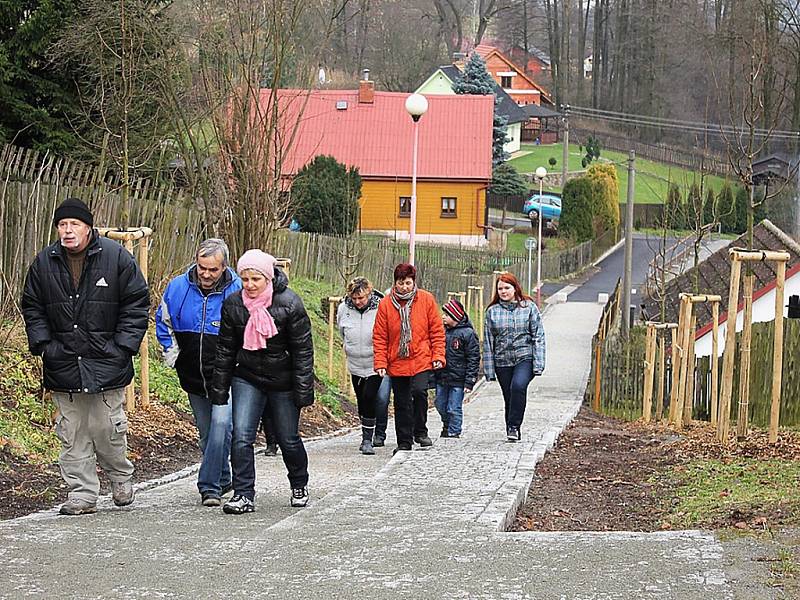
[272,89,494,181]
[641,220,800,335]
[417,64,527,125]
[473,45,553,103]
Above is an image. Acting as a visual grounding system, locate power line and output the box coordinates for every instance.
[567,105,800,141]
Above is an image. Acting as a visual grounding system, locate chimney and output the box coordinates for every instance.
[358,68,374,104]
[452,52,466,69]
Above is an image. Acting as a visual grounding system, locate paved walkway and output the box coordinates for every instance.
[0,302,734,599]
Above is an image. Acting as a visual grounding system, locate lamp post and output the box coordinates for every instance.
[534,166,547,307]
[405,93,428,266]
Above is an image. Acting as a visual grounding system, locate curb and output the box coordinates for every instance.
[592,238,624,267]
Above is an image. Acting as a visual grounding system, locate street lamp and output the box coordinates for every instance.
[405,93,428,266]
[534,166,547,308]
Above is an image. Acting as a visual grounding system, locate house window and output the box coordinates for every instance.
[399,196,411,217]
[501,75,513,88]
[441,197,457,217]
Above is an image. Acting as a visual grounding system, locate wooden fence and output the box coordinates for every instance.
[572,125,735,178]
[268,231,595,305]
[587,319,800,427]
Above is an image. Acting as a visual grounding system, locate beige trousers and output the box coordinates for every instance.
[53,388,135,503]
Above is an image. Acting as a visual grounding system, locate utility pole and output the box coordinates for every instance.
[561,105,570,189]
[621,150,636,336]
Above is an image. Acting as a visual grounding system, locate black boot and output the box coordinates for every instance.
[359,417,376,455]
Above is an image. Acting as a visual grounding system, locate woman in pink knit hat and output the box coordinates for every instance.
[209,249,314,514]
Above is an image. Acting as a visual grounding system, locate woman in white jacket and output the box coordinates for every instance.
[337,277,384,455]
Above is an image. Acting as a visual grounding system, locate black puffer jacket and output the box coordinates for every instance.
[435,316,481,390]
[21,232,150,394]
[209,268,314,407]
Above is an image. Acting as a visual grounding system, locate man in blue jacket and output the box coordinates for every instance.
[156,238,241,506]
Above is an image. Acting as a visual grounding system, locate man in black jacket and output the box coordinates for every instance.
[21,198,149,515]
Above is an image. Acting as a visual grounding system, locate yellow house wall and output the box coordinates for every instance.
[359,179,487,237]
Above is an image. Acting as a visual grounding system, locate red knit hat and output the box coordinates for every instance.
[442,299,466,322]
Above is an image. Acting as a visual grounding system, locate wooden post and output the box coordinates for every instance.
[718,257,742,442]
[96,227,154,413]
[327,297,336,379]
[683,314,697,427]
[674,298,693,430]
[736,273,754,440]
[642,324,656,422]
[710,301,720,427]
[656,333,665,421]
[138,237,150,409]
[769,260,787,443]
[593,313,606,412]
[670,298,690,427]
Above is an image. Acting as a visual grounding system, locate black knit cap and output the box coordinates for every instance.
[53,197,93,227]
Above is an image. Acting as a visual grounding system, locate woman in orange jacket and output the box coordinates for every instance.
[373,263,446,454]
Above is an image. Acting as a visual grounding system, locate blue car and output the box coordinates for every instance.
[523,193,562,223]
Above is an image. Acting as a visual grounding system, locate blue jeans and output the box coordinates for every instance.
[494,360,534,430]
[188,393,232,495]
[375,376,391,439]
[435,384,465,436]
[230,377,309,499]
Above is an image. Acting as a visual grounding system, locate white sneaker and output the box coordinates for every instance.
[290,487,309,508]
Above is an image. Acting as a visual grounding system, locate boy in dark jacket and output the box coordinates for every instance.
[435,299,480,438]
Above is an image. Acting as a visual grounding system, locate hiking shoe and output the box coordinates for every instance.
[372,434,386,447]
[507,426,521,442]
[290,487,309,508]
[359,439,375,455]
[111,479,134,507]
[223,495,254,514]
[201,492,222,507]
[414,435,433,447]
[264,444,279,457]
[392,443,412,455]
[59,498,97,516]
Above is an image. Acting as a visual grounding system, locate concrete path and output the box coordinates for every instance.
[0,303,733,599]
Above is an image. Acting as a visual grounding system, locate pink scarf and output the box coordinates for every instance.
[238,249,279,350]
[242,281,279,350]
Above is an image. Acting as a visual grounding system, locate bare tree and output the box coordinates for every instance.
[53,0,181,227]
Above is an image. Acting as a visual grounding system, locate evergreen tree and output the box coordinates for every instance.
[585,163,620,231]
[453,53,509,165]
[664,183,685,230]
[734,186,749,234]
[687,182,702,230]
[702,187,716,228]
[292,155,361,235]
[452,53,495,94]
[489,163,528,196]
[559,176,594,242]
[717,182,737,233]
[0,1,82,152]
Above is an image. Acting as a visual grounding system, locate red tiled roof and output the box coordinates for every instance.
[271,89,493,181]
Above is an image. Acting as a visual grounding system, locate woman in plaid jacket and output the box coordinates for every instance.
[483,273,546,442]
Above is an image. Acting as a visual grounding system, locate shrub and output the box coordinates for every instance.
[717,182,737,233]
[292,155,361,235]
[548,157,557,167]
[585,163,620,231]
[559,176,594,242]
[489,163,528,196]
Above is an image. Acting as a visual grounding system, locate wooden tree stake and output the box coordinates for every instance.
[710,301,720,427]
[735,273,754,440]
[642,324,656,422]
[683,314,697,427]
[656,333,665,421]
[769,260,787,443]
[718,258,742,442]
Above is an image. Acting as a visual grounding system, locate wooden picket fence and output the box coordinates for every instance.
[268,230,594,306]
[0,145,201,311]
[1,141,597,312]
[588,319,800,427]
